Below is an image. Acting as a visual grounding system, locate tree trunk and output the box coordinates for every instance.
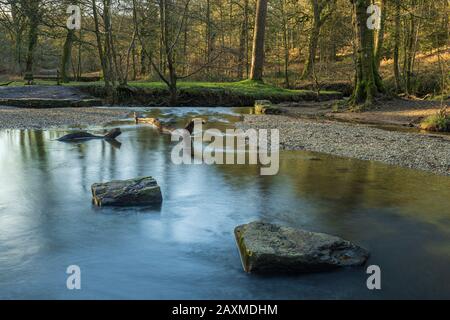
[14,31,23,75]
[11,3,24,75]
[302,0,322,79]
[77,30,82,79]
[393,0,401,92]
[205,0,212,78]
[103,0,117,86]
[92,0,112,96]
[61,29,75,82]
[351,0,384,107]
[403,0,416,95]
[375,0,387,70]
[237,1,249,80]
[281,0,290,87]
[140,48,146,77]
[249,0,268,81]
[132,45,137,81]
[160,0,178,105]
[24,0,40,77]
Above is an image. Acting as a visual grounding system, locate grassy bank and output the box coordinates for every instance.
[1,80,342,106]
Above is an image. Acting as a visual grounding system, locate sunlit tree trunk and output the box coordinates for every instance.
[250,0,268,81]
[393,0,401,92]
[375,0,387,70]
[205,0,212,78]
[280,0,290,87]
[237,0,249,80]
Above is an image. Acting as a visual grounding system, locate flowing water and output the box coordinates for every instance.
[0,107,449,299]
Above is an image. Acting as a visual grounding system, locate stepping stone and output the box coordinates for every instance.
[91,177,163,207]
[235,221,369,273]
[254,100,284,115]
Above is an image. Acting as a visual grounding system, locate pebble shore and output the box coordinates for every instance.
[237,114,450,176]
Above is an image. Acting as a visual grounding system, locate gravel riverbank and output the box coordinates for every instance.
[237,114,450,176]
[0,106,129,129]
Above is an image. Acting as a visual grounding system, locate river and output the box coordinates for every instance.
[0,107,449,299]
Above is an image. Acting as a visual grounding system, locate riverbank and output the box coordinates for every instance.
[0,81,342,107]
[237,114,450,176]
[0,106,129,129]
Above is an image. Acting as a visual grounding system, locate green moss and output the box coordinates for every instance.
[128,80,340,98]
[5,79,340,99]
[235,228,252,273]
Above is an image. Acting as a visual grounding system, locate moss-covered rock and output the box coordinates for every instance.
[91,177,163,207]
[234,221,369,274]
[254,100,284,115]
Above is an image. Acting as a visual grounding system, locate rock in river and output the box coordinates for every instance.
[254,100,284,115]
[234,221,369,273]
[91,177,163,207]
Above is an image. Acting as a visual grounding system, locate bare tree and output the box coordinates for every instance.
[0,0,26,74]
[301,0,335,79]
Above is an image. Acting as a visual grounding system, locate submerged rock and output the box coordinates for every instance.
[58,128,121,142]
[91,177,163,207]
[234,221,369,274]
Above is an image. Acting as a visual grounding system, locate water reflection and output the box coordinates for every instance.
[0,107,449,299]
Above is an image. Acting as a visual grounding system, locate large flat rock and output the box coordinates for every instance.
[91,177,163,207]
[235,221,369,273]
